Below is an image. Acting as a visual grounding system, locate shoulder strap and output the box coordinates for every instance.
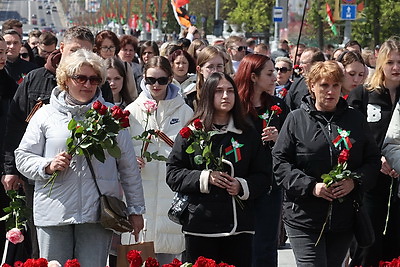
[84,154,102,196]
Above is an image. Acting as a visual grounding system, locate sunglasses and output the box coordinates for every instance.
[275,67,291,73]
[234,46,247,52]
[20,53,29,59]
[71,75,102,85]
[145,77,169,85]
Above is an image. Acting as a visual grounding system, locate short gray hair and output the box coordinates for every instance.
[275,56,293,67]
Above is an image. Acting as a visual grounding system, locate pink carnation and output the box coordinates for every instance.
[6,228,24,244]
[143,100,157,113]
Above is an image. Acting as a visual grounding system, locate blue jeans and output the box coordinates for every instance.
[252,188,282,267]
[37,223,113,266]
[285,224,353,267]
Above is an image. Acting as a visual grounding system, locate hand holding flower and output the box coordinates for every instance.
[313,182,335,201]
[128,214,144,242]
[45,151,72,175]
[381,156,399,178]
[262,126,279,142]
[331,179,355,199]
[225,175,241,196]
[136,156,146,169]
[209,171,232,189]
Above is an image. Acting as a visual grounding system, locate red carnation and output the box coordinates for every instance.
[271,105,282,115]
[144,257,159,267]
[23,259,35,267]
[112,108,124,119]
[64,259,80,267]
[13,261,23,267]
[179,127,192,139]
[120,117,130,128]
[127,250,143,267]
[2,264,12,267]
[123,110,130,117]
[338,149,350,164]
[98,105,108,115]
[163,258,182,267]
[193,256,217,267]
[35,258,48,267]
[218,263,235,267]
[279,88,288,98]
[92,100,102,111]
[193,119,203,130]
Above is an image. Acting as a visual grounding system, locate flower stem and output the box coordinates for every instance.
[140,113,150,157]
[315,202,332,246]
[383,177,394,235]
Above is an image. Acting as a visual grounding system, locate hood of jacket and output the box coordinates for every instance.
[300,95,349,122]
[44,49,62,74]
[139,78,180,101]
[50,86,104,118]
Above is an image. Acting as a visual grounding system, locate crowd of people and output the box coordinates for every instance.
[0,17,400,267]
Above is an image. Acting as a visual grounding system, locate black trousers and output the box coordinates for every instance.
[185,233,252,267]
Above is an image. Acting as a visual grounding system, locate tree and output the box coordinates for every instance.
[222,0,274,43]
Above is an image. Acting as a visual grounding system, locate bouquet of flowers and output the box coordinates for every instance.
[127,250,235,267]
[43,100,131,195]
[0,190,29,246]
[316,128,360,245]
[179,119,244,209]
[179,119,223,169]
[1,258,80,267]
[132,100,167,163]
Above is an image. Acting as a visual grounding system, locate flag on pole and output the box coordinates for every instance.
[326,3,338,36]
[171,0,191,28]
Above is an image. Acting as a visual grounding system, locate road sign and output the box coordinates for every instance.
[341,4,357,20]
[273,7,283,22]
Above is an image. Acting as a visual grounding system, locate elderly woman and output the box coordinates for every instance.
[272,61,380,266]
[14,49,145,266]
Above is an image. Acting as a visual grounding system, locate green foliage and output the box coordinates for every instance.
[0,190,29,231]
[224,0,274,33]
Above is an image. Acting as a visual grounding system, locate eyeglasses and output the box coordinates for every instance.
[275,67,291,73]
[145,76,169,85]
[233,46,247,52]
[100,46,116,52]
[20,53,29,59]
[203,64,225,72]
[71,75,102,85]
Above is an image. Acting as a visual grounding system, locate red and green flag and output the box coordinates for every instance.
[326,3,338,36]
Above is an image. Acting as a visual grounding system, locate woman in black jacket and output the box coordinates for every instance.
[235,54,289,267]
[347,37,400,266]
[166,72,269,267]
[272,61,380,267]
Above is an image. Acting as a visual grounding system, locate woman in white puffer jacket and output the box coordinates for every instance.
[125,56,193,264]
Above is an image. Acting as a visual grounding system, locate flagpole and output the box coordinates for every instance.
[293,0,308,67]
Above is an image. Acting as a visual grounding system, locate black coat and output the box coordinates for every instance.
[166,121,269,235]
[272,96,380,232]
[285,76,309,111]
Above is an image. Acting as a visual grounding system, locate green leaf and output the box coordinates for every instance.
[194,155,204,165]
[107,145,121,159]
[186,144,195,154]
[143,151,152,162]
[68,119,77,130]
[93,148,106,163]
[0,213,11,221]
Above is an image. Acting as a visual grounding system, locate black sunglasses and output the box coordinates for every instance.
[275,67,291,73]
[20,53,29,59]
[71,75,102,85]
[235,46,247,52]
[145,77,169,85]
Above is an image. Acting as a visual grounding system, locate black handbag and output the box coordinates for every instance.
[168,192,189,225]
[85,155,134,233]
[353,200,375,248]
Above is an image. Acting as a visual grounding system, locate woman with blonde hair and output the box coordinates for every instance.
[185,46,226,109]
[348,37,400,266]
[14,49,145,266]
[187,39,207,62]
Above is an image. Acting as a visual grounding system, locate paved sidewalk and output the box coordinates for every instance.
[278,242,296,266]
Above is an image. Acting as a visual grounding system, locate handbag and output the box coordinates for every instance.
[117,225,155,267]
[353,200,375,248]
[168,192,189,225]
[85,155,133,233]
